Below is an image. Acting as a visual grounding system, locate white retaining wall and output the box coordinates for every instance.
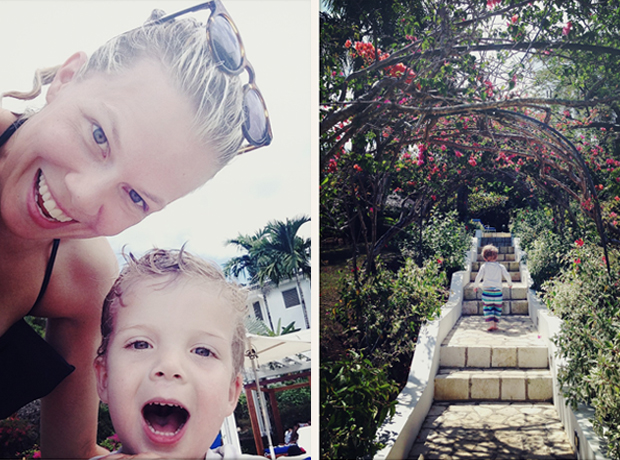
[373,236,480,460]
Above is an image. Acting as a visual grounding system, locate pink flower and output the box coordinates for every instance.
[511,15,518,24]
[455,150,463,158]
[468,156,477,167]
[574,258,581,264]
[615,196,620,201]
[575,238,584,247]
[33,452,41,459]
[562,21,572,36]
[441,144,447,151]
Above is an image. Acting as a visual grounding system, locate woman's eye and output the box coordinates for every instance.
[128,340,151,350]
[193,347,212,358]
[128,189,148,212]
[92,125,108,146]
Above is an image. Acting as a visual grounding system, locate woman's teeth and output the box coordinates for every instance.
[38,172,73,223]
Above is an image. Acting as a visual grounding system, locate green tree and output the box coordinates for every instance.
[224,230,275,331]
[258,216,311,329]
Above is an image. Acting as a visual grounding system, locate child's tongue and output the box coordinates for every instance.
[144,404,187,434]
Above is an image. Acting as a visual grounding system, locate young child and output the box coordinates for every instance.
[474,244,513,331]
[92,248,249,459]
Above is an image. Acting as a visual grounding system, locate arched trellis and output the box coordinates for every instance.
[321,104,614,276]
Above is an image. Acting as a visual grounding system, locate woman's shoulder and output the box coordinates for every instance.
[38,238,119,316]
[0,109,18,133]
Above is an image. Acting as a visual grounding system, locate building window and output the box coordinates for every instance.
[253,301,263,320]
[282,288,301,308]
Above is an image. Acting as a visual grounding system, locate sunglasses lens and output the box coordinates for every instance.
[210,15,243,73]
[243,88,270,146]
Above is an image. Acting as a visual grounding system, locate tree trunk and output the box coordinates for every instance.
[294,272,310,329]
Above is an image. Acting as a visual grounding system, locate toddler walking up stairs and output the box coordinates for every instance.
[408,233,575,459]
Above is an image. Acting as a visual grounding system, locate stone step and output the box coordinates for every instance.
[440,317,547,367]
[409,402,576,459]
[477,245,514,253]
[434,368,553,401]
[464,283,527,300]
[476,252,516,262]
[462,299,528,315]
[470,270,521,282]
[471,261,520,272]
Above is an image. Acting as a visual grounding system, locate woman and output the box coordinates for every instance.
[0,2,271,458]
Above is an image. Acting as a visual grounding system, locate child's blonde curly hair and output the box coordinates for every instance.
[98,247,248,376]
[481,244,499,261]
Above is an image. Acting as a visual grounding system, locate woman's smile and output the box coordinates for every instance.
[36,170,75,223]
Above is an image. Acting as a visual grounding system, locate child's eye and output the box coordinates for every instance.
[193,347,213,358]
[128,340,151,350]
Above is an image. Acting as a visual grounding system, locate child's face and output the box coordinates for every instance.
[95,276,242,458]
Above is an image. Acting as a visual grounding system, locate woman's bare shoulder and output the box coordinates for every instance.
[38,238,119,318]
[0,108,18,133]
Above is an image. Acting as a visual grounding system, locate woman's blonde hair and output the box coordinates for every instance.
[2,9,245,169]
[98,247,249,377]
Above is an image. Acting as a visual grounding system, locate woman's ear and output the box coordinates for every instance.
[46,51,88,103]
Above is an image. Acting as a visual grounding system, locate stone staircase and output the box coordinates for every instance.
[408,233,575,459]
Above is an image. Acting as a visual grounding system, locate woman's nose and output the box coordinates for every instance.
[65,171,106,221]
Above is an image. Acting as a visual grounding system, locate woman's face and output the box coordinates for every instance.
[0,55,217,240]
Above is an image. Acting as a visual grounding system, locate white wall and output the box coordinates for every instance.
[247,277,311,331]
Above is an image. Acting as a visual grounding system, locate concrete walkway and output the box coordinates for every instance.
[408,401,575,459]
[407,234,575,459]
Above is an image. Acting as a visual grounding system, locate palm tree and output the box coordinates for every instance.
[257,216,311,329]
[224,230,276,331]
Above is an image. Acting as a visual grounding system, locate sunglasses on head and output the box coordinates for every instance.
[144,0,272,154]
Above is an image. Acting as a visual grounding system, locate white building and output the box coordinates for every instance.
[246,277,311,331]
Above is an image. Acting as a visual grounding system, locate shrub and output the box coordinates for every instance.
[0,416,37,459]
[321,259,447,458]
[542,242,620,460]
[320,351,399,460]
[399,210,470,280]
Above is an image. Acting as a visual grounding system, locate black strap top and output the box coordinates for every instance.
[0,117,60,311]
[0,117,73,418]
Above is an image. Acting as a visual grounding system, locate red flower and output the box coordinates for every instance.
[575,238,584,247]
[562,21,572,36]
[353,164,363,172]
[455,150,463,158]
[615,196,620,202]
[437,259,443,264]
[511,15,518,24]
[574,258,581,264]
[344,39,352,49]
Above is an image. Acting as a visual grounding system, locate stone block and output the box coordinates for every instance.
[492,347,517,368]
[512,286,527,299]
[502,302,511,315]
[518,347,548,368]
[471,374,499,400]
[462,301,479,315]
[527,373,553,401]
[467,346,491,368]
[511,300,528,315]
[440,346,466,367]
[435,374,470,400]
[501,374,526,400]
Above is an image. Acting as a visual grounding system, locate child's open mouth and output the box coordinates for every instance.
[142,401,190,442]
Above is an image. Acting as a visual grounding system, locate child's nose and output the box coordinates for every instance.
[151,355,185,382]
